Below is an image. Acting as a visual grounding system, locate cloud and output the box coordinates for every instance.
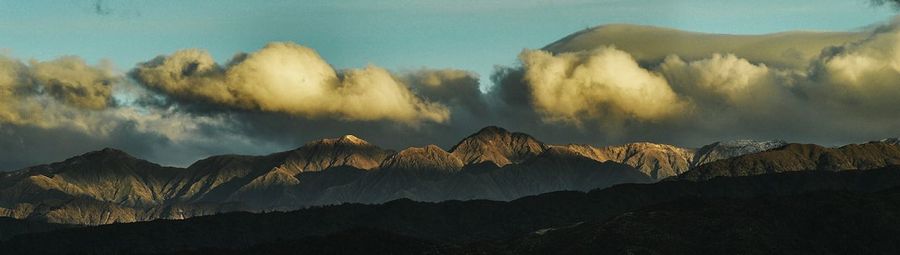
[131,42,449,124]
[659,53,788,109]
[0,43,493,170]
[543,24,866,69]
[93,0,112,15]
[0,53,287,170]
[402,69,487,116]
[159,67,491,158]
[803,21,900,116]
[0,54,117,127]
[489,19,900,146]
[872,0,900,8]
[519,47,684,125]
[30,57,117,110]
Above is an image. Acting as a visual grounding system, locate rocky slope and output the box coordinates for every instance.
[0,149,196,224]
[380,145,464,173]
[690,139,787,168]
[558,143,695,179]
[0,135,396,224]
[309,137,653,204]
[557,139,785,180]
[676,141,900,181]
[448,126,547,167]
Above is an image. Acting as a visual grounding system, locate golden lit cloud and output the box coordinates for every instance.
[660,53,781,107]
[808,24,900,113]
[519,47,684,124]
[495,19,900,145]
[131,42,450,124]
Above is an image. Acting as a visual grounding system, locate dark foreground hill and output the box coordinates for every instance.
[3,165,900,254]
[454,188,900,255]
[0,218,70,241]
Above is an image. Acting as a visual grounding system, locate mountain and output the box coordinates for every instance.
[0,148,178,207]
[4,124,893,226]
[0,135,397,224]
[448,126,547,167]
[556,139,787,180]
[556,139,789,180]
[0,148,189,224]
[166,135,393,209]
[5,166,900,254]
[690,139,787,168]
[307,145,653,204]
[278,134,392,172]
[676,141,900,181]
[558,142,695,179]
[380,145,464,173]
[449,127,705,179]
[0,126,662,225]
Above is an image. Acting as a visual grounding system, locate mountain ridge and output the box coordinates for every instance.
[2,125,894,225]
[675,141,900,181]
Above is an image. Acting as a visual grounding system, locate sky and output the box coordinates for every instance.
[0,0,899,170]
[0,0,894,85]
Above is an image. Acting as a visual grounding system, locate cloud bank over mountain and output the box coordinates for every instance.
[2,17,900,170]
[490,18,900,146]
[0,53,284,169]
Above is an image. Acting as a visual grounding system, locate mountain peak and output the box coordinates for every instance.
[877,138,900,145]
[380,145,463,172]
[691,139,788,168]
[281,135,389,172]
[472,126,509,136]
[449,126,547,167]
[340,134,367,144]
[713,139,787,148]
[306,134,372,147]
[17,147,170,187]
[79,147,136,160]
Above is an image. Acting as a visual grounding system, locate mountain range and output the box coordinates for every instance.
[0,126,897,226]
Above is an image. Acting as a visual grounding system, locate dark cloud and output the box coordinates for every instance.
[0,113,279,171]
[872,0,900,8]
[93,0,112,15]
[402,69,488,117]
